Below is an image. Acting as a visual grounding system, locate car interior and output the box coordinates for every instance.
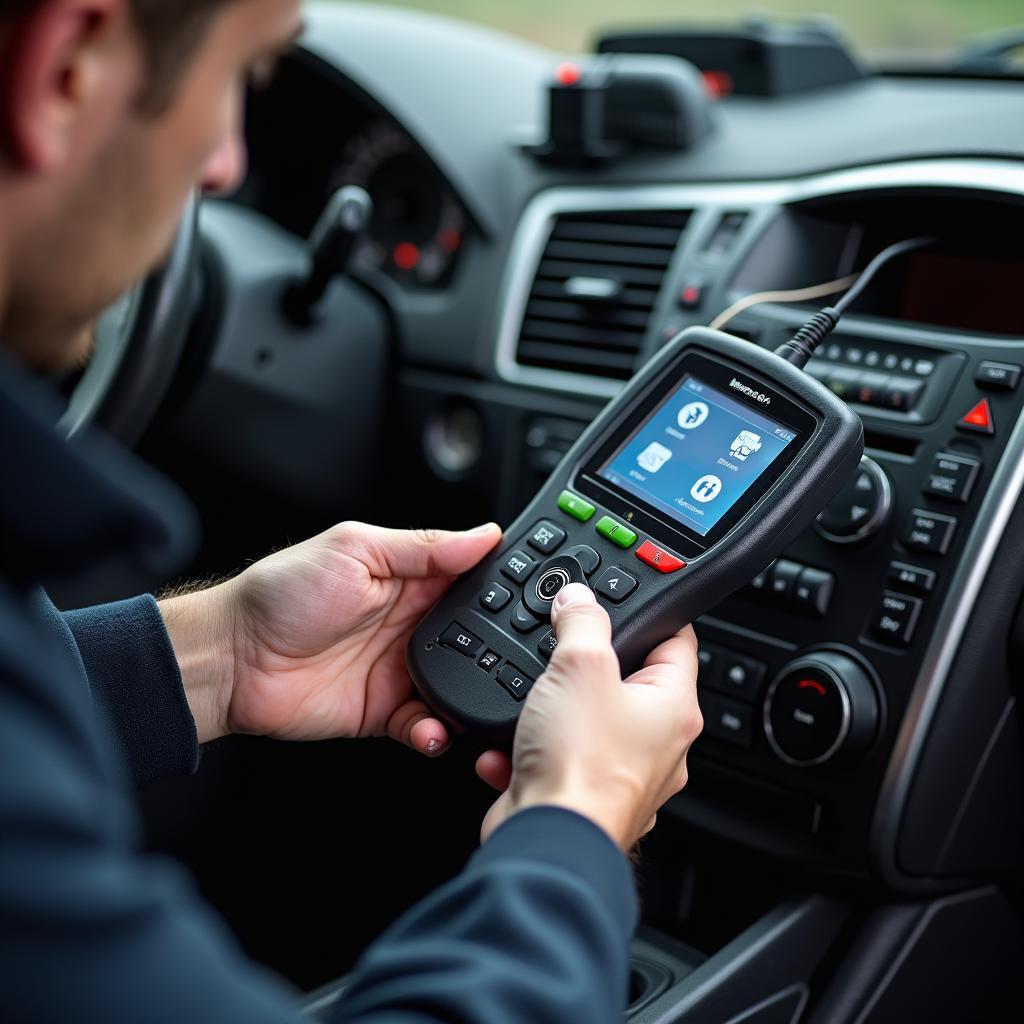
[66,2,1024,1020]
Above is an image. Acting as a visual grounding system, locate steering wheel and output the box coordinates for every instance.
[59,193,200,447]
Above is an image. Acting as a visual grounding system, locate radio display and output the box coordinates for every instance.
[597,376,799,538]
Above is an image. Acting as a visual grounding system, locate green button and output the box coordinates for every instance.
[558,490,596,522]
[596,516,638,549]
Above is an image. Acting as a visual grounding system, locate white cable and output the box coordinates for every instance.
[708,274,858,332]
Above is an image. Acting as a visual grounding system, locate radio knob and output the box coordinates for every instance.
[815,456,892,544]
[763,651,879,767]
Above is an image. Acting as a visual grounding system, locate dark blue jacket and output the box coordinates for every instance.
[0,359,637,1023]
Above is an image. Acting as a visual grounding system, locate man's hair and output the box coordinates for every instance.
[1,0,238,111]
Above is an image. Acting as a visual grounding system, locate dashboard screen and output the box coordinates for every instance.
[598,376,799,537]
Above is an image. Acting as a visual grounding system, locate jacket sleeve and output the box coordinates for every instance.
[332,806,638,1024]
[63,594,199,786]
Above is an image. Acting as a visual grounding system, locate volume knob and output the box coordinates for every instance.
[763,651,879,768]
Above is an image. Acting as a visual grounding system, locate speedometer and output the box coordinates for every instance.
[332,120,466,287]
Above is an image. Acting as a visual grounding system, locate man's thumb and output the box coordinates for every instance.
[359,522,502,579]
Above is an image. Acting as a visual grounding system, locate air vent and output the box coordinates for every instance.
[515,210,690,381]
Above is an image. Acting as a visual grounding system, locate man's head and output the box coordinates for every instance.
[0,0,302,371]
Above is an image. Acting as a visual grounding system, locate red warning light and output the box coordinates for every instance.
[555,62,583,86]
[701,70,734,99]
[393,242,421,271]
[439,229,462,253]
[959,397,994,434]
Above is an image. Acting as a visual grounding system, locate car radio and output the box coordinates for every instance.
[408,326,864,741]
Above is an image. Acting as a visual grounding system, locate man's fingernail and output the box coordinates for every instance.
[426,738,441,753]
[553,583,594,610]
[470,522,499,534]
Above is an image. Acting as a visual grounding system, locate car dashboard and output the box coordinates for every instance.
[165,2,1024,1017]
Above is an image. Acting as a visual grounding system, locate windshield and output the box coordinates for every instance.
[367,1,1023,67]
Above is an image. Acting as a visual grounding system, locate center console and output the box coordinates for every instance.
[476,159,1024,885]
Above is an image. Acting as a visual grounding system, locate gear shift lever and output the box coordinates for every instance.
[284,186,373,324]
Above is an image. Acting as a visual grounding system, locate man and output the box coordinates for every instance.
[0,2,703,1021]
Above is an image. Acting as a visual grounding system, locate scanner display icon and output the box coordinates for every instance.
[730,430,762,461]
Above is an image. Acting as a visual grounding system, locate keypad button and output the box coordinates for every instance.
[888,561,937,594]
[870,591,923,646]
[769,560,803,604]
[510,602,542,633]
[792,567,834,618]
[924,452,980,503]
[565,544,601,576]
[479,582,512,613]
[636,540,686,573]
[537,630,558,660]
[438,623,482,658]
[594,566,639,604]
[557,490,596,522]
[527,520,566,555]
[497,664,534,702]
[501,550,537,584]
[902,509,958,555]
[596,515,638,549]
[478,650,500,672]
[522,554,589,619]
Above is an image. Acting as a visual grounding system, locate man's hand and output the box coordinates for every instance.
[476,583,702,851]
[160,522,502,753]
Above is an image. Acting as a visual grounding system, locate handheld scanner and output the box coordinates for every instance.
[408,328,864,743]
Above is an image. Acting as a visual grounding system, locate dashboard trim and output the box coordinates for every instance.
[494,156,1024,887]
[494,158,1024,400]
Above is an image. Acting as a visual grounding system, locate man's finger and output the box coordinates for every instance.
[387,700,451,756]
[549,583,613,653]
[340,522,503,580]
[476,750,513,792]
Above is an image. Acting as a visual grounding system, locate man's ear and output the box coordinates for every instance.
[0,0,129,172]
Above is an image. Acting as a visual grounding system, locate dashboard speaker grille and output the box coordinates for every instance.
[515,210,691,381]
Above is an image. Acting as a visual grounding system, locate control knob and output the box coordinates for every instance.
[815,456,892,544]
[763,651,879,767]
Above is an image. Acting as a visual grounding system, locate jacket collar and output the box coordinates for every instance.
[0,353,198,602]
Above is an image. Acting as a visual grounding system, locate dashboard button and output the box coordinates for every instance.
[700,692,754,749]
[537,630,558,660]
[557,490,596,522]
[719,653,766,703]
[888,561,937,593]
[594,566,639,604]
[768,559,803,603]
[564,544,601,576]
[438,623,482,658]
[527,520,566,555]
[747,563,774,598]
[870,591,923,646]
[596,515,638,549]
[881,376,925,412]
[902,509,957,555]
[697,644,722,689]
[636,541,686,573]
[501,549,537,584]
[479,582,512,613]
[958,398,995,436]
[976,361,1021,391]
[510,602,542,634]
[497,664,534,702]
[924,452,980,503]
[793,567,834,617]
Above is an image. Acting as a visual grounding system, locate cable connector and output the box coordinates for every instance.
[775,307,840,367]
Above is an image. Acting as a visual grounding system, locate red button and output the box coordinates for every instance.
[636,541,687,574]
[958,398,995,436]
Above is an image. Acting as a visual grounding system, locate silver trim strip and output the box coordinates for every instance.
[494,158,1024,400]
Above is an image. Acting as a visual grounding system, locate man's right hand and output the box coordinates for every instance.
[477,583,703,851]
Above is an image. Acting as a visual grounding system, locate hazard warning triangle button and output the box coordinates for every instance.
[958,397,995,436]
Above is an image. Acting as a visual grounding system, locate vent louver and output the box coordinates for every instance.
[514,210,691,381]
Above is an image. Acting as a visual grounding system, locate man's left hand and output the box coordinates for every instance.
[160,522,502,754]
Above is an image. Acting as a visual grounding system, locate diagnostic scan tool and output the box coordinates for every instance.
[409,326,864,741]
